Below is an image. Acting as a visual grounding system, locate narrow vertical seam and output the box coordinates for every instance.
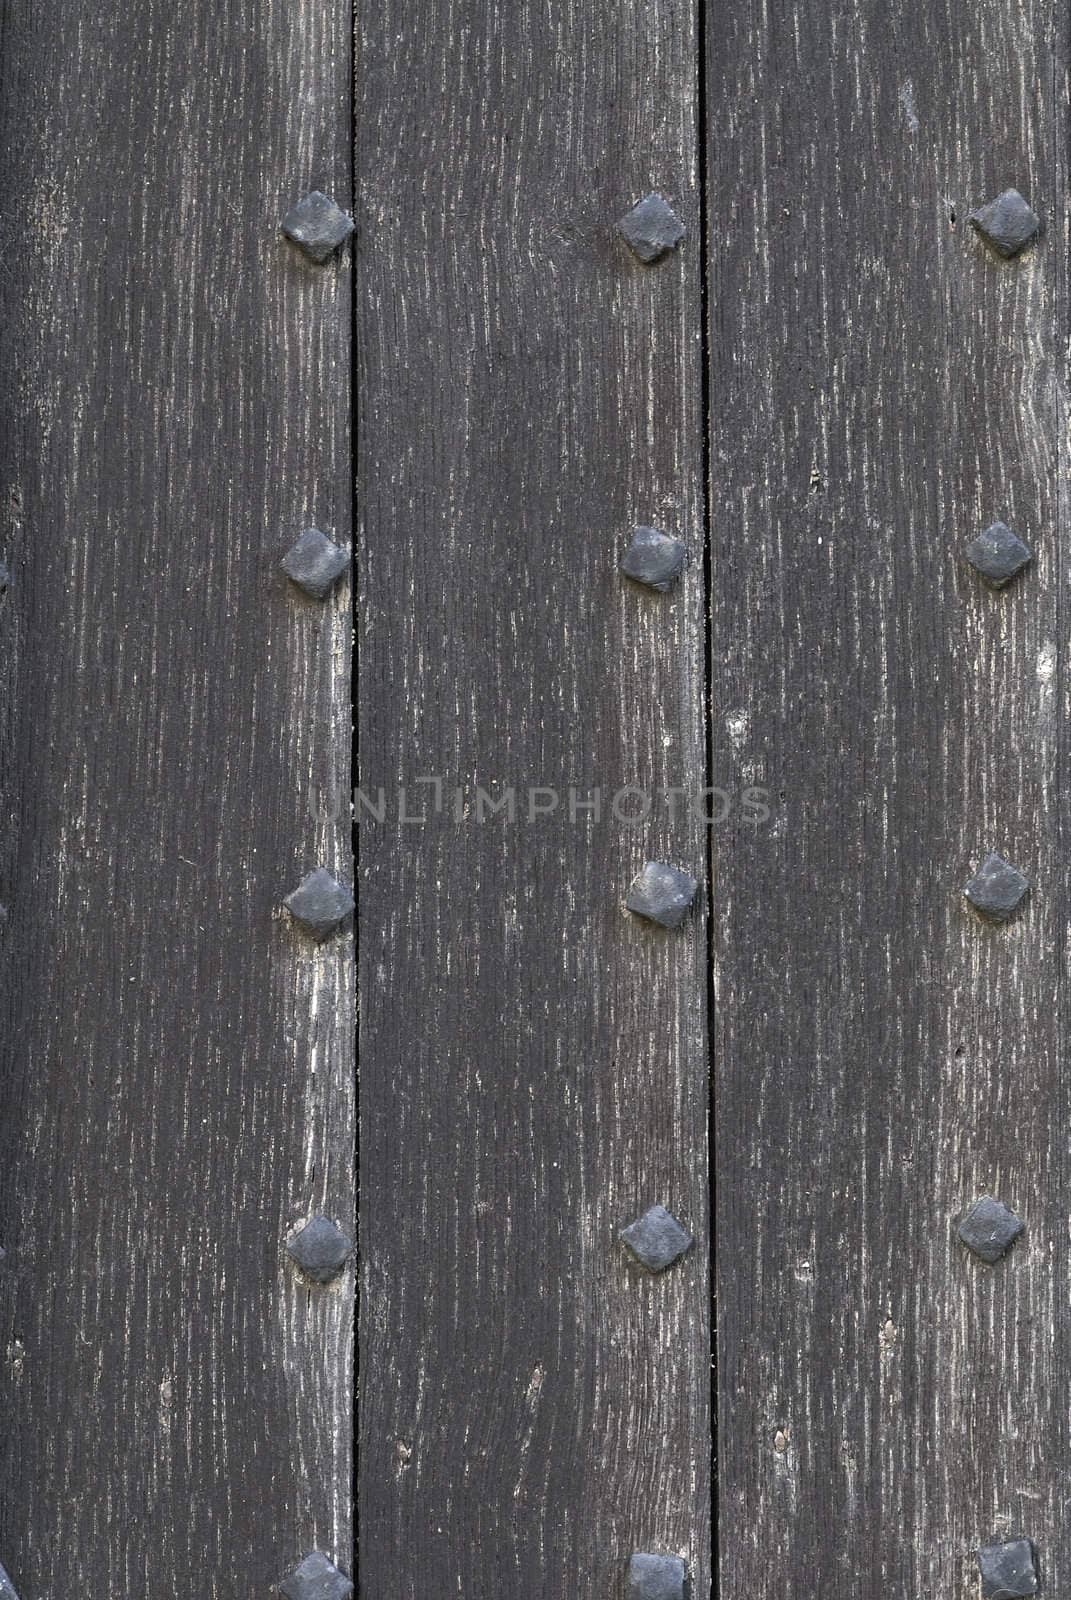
[695,0,718,1592]
[350,0,361,1581]
[1050,0,1067,1482]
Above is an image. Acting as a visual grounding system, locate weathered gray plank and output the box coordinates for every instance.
[355,2,711,1592]
[0,4,354,1591]
[709,2,1066,1596]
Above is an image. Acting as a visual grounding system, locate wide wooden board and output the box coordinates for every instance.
[0,3,355,1591]
[355,0,712,1590]
[708,2,1067,1595]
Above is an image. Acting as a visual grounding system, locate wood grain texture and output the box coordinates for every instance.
[708,2,1066,1596]
[0,3,354,1592]
[355,3,710,1593]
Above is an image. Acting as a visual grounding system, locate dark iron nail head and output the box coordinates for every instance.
[977,1540,1038,1599]
[963,853,1029,923]
[282,528,350,600]
[965,522,1032,588]
[969,190,1040,258]
[958,1196,1024,1264]
[284,868,355,941]
[620,1204,694,1273]
[627,1552,688,1600]
[626,862,698,929]
[0,1562,18,1600]
[621,527,686,591]
[281,191,355,263]
[617,193,685,263]
[279,1552,354,1600]
[287,1215,353,1284]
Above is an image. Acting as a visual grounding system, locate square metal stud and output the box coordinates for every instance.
[958,1196,1024,1264]
[626,862,698,929]
[620,1204,694,1273]
[969,190,1040,259]
[621,527,686,592]
[977,1540,1038,1599]
[627,1552,688,1600]
[284,868,355,941]
[282,528,350,600]
[287,1215,353,1283]
[279,1552,354,1600]
[965,522,1032,588]
[281,191,355,263]
[963,853,1029,923]
[617,193,685,263]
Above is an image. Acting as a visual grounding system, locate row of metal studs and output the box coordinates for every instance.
[957,184,1044,1600]
[274,188,358,1600]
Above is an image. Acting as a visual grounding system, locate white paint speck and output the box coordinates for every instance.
[725,709,750,748]
[899,80,919,131]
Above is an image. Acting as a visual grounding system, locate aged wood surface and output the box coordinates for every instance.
[355,1,711,1592]
[3,0,1063,1589]
[0,3,355,1593]
[709,2,1066,1597]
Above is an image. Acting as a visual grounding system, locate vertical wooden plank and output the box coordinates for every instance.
[0,2,354,1591]
[709,1,1065,1596]
[356,3,710,1593]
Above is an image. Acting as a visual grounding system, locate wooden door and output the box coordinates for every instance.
[0,0,1062,1594]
